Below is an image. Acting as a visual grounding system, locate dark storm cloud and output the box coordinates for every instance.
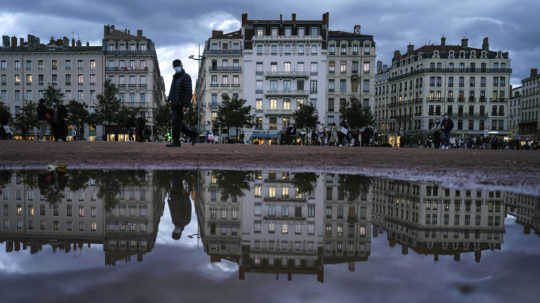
[1,0,540,84]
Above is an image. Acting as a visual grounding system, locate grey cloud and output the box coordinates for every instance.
[1,0,540,84]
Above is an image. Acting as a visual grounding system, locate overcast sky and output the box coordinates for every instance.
[1,0,539,91]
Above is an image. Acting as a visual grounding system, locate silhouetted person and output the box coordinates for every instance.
[167,59,197,147]
[168,177,192,240]
[36,98,49,141]
[53,102,68,141]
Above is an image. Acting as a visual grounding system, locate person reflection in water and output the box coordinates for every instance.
[168,177,192,240]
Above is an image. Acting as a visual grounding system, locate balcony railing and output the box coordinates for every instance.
[105,50,155,56]
[106,67,149,72]
[450,113,488,119]
[264,71,308,79]
[264,109,294,115]
[389,67,512,81]
[209,66,241,72]
[205,49,242,56]
[264,90,309,96]
[490,98,508,103]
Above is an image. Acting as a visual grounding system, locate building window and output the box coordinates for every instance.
[256,99,262,110]
[363,62,370,73]
[310,80,318,93]
[270,98,277,110]
[329,61,335,73]
[340,62,347,73]
[269,117,277,129]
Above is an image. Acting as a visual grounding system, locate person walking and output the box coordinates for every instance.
[36,98,49,141]
[168,174,192,240]
[167,59,197,147]
[440,114,454,149]
[53,101,68,142]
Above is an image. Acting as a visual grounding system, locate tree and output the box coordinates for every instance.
[95,80,121,138]
[66,100,89,140]
[14,101,38,139]
[215,94,253,140]
[340,98,374,130]
[292,173,318,196]
[338,175,372,201]
[117,106,140,130]
[43,85,64,108]
[293,103,318,144]
[214,171,252,201]
[154,104,171,139]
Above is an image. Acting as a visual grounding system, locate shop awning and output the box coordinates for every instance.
[250,132,279,139]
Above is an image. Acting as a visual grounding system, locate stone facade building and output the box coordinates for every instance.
[375,37,511,144]
[517,68,540,138]
[196,13,376,144]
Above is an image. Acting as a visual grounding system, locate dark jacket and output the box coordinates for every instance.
[442,118,454,132]
[37,103,48,121]
[168,70,192,109]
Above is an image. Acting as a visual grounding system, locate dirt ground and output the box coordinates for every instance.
[1,141,540,191]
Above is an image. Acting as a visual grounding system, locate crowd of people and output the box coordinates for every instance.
[279,124,375,147]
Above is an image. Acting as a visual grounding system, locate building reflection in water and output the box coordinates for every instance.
[1,169,540,282]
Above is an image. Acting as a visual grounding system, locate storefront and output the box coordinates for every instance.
[250,132,279,145]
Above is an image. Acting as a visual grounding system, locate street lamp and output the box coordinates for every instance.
[189,50,205,134]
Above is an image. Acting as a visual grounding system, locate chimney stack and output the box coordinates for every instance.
[407,44,414,54]
[482,37,489,50]
[441,36,446,46]
[63,37,69,47]
[322,12,329,25]
[11,36,17,48]
[242,13,248,26]
[531,68,538,79]
[292,13,296,22]
[19,37,24,47]
[354,25,361,34]
[104,25,110,36]
[86,41,90,47]
[2,35,9,48]
[393,50,401,60]
[461,38,468,47]
[76,40,81,47]
[72,38,75,47]
[377,61,383,73]
[280,14,283,23]
[211,30,224,38]
[137,29,143,38]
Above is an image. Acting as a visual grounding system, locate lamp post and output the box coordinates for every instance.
[189,47,204,133]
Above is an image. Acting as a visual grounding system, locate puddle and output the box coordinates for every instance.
[0,169,539,303]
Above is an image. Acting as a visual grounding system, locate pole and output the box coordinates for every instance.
[197,43,201,133]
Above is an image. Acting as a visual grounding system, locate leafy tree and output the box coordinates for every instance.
[292,173,318,195]
[117,106,140,130]
[66,100,89,140]
[293,103,318,131]
[43,85,64,108]
[215,94,253,137]
[339,98,374,129]
[14,101,38,139]
[338,175,372,201]
[154,104,171,139]
[95,80,121,137]
[214,171,252,201]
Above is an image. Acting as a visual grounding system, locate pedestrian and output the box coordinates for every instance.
[53,102,68,142]
[36,98,49,141]
[168,174,192,240]
[167,59,198,147]
[440,114,454,149]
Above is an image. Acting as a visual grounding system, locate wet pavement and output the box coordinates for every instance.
[0,169,539,303]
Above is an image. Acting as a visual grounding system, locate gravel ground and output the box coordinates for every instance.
[1,141,539,193]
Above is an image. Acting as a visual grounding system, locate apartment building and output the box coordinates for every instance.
[326,26,376,126]
[375,62,391,143]
[376,37,511,143]
[371,178,505,262]
[517,68,540,137]
[196,13,376,144]
[509,86,522,138]
[0,35,104,140]
[0,171,164,265]
[103,25,166,139]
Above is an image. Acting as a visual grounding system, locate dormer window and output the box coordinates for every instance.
[449,50,455,58]
[140,43,147,51]
[341,44,347,55]
[459,51,465,58]
[311,26,319,36]
[433,50,439,58]
[298,27,305,37]
[470,50,476,58]
[285,27,292,36]
[271,28,278,37]
[211,43,218,50]
[481,50,487,58]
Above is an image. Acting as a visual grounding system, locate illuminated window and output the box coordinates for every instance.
[281,224,288,234]
[269,187,276,198]
[270,99,277,110]
[255,185,262,197]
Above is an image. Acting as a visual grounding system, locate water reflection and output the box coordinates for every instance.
[0,169,539,281]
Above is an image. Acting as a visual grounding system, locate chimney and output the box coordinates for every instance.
[354,25,361,34]
[322,12,329,25]
[441,36,446,46]
[11,36,17,48]
[86,41,89,47]
[407,44,414,54]
[76,40,81,47]
[292,13,296,22]
[393,50,401,60]
[280,14,283,23]
[377,61,383,73]
[482,37,489,50]
[19,37,24,47]
[63,36,69,47]
[2,35,9,48]
[211,30,224,38]
[72,38,75,47]
[104,25,110,36]
[137,29,143,38]
[531,68,538,79]
[111,25,115,30]
[241,13,248,26]
[461,38,468,47]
